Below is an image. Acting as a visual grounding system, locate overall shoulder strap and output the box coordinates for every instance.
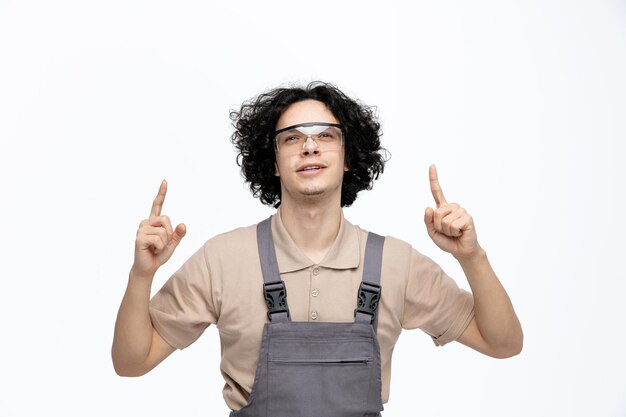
[257,216,291,322]
[354,232,385,333]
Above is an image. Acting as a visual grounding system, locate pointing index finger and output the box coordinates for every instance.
[150,180,167,217]
[429,164,447,207]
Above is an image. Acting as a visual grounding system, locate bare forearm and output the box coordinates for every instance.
[456,248,523,355]
[111,269,155,373]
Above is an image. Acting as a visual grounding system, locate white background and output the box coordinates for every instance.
[1,1,625,416]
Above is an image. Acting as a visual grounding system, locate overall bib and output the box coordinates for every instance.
[230,217,385,417]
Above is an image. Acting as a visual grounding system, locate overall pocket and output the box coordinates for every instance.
[267,355,374,417]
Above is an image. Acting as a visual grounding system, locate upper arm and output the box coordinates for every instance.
[148,243,217,350]
[457,316,523,359]
[457,317,516,358]
[402,248,474,346]
[456,317,492,354]
[143,327,176,373]
[119,328,176,377]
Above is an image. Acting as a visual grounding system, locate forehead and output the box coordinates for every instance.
[275,99,339,130]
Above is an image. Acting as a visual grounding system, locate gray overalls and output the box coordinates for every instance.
[230,217,385,417]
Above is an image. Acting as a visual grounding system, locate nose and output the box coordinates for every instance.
[301,135,319,155]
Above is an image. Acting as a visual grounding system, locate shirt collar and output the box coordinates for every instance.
[270,207,361,273]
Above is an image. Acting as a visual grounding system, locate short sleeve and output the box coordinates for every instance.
[149,242,218,350]
[401,249,474,347]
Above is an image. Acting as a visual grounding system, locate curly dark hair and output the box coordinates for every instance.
[230,81,389,208]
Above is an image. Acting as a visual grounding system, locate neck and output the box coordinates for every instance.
[278,197,342,264]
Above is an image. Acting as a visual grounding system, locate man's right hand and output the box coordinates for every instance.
[132,180,186,278]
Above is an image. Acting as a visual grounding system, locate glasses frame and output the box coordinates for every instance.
[272,122,343,153]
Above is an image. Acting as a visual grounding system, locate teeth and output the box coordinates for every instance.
[303,166,321,171]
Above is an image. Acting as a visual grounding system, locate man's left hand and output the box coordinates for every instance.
[424,164,481,260]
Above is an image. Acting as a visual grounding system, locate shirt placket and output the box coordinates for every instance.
[309,264,321,321]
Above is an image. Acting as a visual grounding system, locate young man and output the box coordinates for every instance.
[112,82,523,416]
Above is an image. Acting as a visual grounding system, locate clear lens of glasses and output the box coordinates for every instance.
[274,123,343,153]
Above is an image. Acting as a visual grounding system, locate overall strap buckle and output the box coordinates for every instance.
[354,282,381,324]
[264,280,290,321]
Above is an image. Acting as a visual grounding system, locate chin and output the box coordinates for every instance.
[301,188,325,196]
[301,182,343,198]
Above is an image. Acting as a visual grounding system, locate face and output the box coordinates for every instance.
[274,99,348,204]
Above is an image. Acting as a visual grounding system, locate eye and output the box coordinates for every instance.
[279,133,304,145]
[318,130,337,140]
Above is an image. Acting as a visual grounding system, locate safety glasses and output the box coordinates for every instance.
[272,122,343,154]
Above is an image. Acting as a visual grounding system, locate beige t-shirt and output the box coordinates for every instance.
[149,209,474,411]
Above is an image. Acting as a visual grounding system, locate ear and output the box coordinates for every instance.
[275,162,280,177]
[344,163,349,172]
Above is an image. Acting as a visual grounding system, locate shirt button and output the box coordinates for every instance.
[312,267,320,275]
[311,311,318,320]
[311,289,319,297]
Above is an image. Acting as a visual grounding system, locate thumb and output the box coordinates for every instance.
[167,223,187,248]
[424,207,436,237]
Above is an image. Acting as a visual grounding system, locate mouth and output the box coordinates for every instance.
[297,165,325,173]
